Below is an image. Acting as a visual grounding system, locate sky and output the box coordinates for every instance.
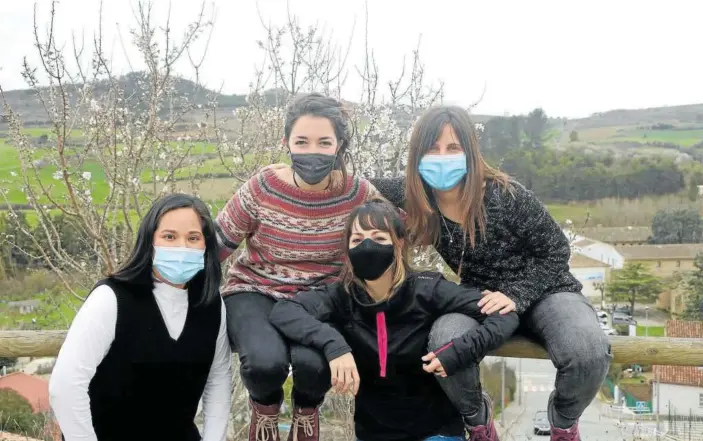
[0,0,701,118]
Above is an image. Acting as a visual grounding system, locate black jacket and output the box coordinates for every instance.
[369,177,583,314]
[269,271,519,441]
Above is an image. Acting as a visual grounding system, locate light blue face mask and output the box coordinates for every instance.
[418,153,468,191]
[153,246,205,285]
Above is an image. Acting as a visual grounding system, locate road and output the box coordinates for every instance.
[491,356,627,441]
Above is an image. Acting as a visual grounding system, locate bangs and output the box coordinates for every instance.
[350,200,404,238]
[417,119,447,154]
[414,107,474,156]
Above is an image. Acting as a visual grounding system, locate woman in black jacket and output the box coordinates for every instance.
[269,199,519,441]
[368,106,611,441]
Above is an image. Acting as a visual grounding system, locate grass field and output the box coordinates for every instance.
[636,325,665,337]
[2,127,702,228]
[575,125,703,148]
[0,131,248,205]
[611,129,703,147]
[565,126,703,155]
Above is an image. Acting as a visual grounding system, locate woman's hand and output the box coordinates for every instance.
[478,290,516,315]
[421,352,447,378]
[329,353,360,395]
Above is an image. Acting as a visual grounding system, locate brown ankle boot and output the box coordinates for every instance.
[249,399,281,441]
[466,392,500,441]
[287,404,320,441]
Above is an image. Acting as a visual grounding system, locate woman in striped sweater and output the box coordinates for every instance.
[215,93,380,441]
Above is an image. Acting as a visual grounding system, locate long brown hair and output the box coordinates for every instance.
[340,199,410,296]
[284,92,355,194]
[405,105,511,248]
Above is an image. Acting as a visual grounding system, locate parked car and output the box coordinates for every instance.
[533,410,550,435]
[594,310,609,324]
[612,313,635,326]
[600,323,618,335]
[613,305,632,315]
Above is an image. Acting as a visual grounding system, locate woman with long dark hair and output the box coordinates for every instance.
[50,193,231,441]
[215,92,382,441]
[369,106,611,441]
[269,199,519,441]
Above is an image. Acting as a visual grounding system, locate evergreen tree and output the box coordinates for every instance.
[607,262,662,313]
[681,253,703,320]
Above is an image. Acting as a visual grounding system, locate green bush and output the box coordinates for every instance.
[0,388,49,439]
[614,324,629,336]
[481,361,516,411]
[0,357,17,369]
[282,375,293,417]
[0,269,61,300]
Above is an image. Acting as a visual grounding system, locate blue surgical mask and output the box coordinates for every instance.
[418,153,468,191]
[153,246,205,285]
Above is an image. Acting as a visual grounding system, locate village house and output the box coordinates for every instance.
[578,226,652,247]
[653,321,703,419]
[614,243,703,278]
[6,300,40,315]
[568,253,610,306]
[570,236,624,269]
[613,244,703,314]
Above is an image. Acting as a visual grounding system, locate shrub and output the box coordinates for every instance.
[34,361,55,376]
[0,388,48,439]
[0,358,17,369]
[481,360,517,411]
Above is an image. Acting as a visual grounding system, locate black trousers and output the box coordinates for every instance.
[224,291,331,407]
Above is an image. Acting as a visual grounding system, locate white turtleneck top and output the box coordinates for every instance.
[49,282,232,441]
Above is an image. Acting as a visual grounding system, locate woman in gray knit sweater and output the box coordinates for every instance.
[369,105,610,441]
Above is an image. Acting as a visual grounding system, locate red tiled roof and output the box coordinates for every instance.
[0,431,46,441]
[666,320,703,338]
[0,372,50,413]
[653,320,703,387]
[654,365,703,388]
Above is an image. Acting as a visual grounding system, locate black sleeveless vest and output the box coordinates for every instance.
[86,278,221,441]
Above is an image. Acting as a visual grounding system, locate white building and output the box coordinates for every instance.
[653,321,703,417]
[653,366,703,418]
[566,232,625,269]
[568,254,610,305]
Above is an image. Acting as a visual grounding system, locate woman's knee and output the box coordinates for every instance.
[428,313,481,352]
[291,345,331,393]
[240,349,290,388]
[555,326,611,375]
[291,345,331,380]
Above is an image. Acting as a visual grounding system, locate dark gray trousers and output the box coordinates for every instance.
[428,292,612,427]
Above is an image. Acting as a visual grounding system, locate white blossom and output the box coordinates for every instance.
[52,171,63,180]
[82,171,92,181]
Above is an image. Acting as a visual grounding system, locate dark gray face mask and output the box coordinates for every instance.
[290,153,338,185]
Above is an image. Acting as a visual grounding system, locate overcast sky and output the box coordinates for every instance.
[1,0,701,118]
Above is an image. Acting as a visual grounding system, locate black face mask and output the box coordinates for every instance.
[290,153,337,185]
[348,238,395,281]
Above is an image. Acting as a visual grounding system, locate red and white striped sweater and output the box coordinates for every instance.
[216,168,379,299]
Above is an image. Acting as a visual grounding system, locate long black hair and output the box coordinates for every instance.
[110,193,222,307]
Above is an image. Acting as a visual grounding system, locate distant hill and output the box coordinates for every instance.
[2,72,702,132]
[0,73,257,125]
[571,103,703,129]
